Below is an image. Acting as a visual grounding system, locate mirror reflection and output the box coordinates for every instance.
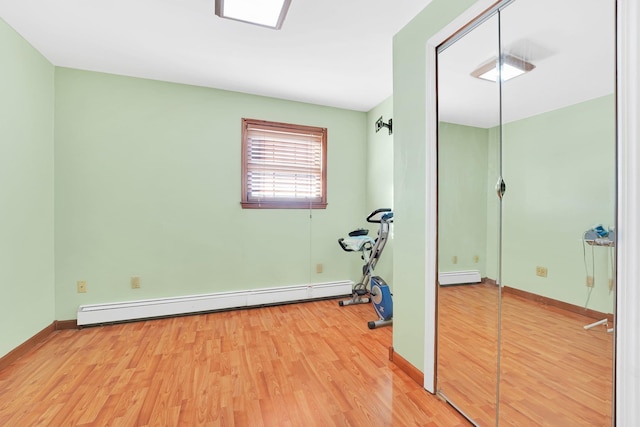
[436,0,615,425]
[437,12,501,426]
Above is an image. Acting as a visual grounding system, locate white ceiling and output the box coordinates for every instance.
[0,0,616,119]
[0,0,434,112]
[438,0,615,128]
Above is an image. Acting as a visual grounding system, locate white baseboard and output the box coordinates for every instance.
[438,270,481,286]
[77,280,353,326]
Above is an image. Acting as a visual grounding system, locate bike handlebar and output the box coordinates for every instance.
[338,237,353,252]
[366,208,393,223]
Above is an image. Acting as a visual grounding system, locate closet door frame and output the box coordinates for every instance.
[615,0,640,422]
[423,0,640,423]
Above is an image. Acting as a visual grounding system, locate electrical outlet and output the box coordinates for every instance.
[77,280,87,293]
[609,278,614,290]
[452,256,458,264]
[586,276,595,287]
[535,266,548,278]
[131,276,141,289]
[473,255,479,263]
[316,263,323,274]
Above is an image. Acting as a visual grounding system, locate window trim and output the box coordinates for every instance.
[241,118,328,209]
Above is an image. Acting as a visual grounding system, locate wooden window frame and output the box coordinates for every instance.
[241,118,328,209]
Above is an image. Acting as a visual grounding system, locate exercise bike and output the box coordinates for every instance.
[337,208,393,329]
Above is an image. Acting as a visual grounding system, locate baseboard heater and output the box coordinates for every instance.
[438,270,481,286]
[77,280,353,326]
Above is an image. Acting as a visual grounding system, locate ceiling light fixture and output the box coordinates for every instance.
[215,0,292,30]
[471,54,535,82]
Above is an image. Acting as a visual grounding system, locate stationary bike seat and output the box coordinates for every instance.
[349,228,369,237]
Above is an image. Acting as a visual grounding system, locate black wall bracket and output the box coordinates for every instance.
[375,116,393,135]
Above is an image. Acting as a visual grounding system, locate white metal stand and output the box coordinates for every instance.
[583,234,615,333]
[584,318,614,333]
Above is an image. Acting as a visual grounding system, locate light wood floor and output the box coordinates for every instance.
[0,299,468,427]
[438,284,614,426]
[437,284,499,425]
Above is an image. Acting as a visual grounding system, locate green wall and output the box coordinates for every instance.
[54,68,367,320]
[365,96,394,284]
[485,126,501,281]
[500,95,616,313]
[438,122,489,274]
[392,0,477,372]
[366,96,394,212]
[0,19,55,357]
[439,96,615,315]
[0,16,371,354]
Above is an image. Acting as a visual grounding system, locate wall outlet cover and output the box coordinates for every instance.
[77,280,87,293]
[131,276,141,289]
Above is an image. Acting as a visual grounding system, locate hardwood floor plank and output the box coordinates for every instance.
[1,289,613,426]
[0,299,467,426]
[438,283,499,426]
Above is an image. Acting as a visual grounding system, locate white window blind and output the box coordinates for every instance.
[242,119,327,208]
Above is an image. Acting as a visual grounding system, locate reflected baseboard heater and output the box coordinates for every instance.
[77,280,353,326]
[439,270,481,286]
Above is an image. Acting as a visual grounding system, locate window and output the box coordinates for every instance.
[241,118,327,209]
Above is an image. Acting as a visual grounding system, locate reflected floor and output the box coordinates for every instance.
[438,283,613,426]
[438,283,500,425]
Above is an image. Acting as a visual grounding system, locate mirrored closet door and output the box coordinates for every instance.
[436,0,616,425]
[436,12,502,426]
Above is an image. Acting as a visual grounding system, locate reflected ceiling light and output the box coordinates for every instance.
[471,54,535,82]
[215,0,291,30]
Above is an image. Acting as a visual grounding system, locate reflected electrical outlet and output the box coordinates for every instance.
[535,266,548,277]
